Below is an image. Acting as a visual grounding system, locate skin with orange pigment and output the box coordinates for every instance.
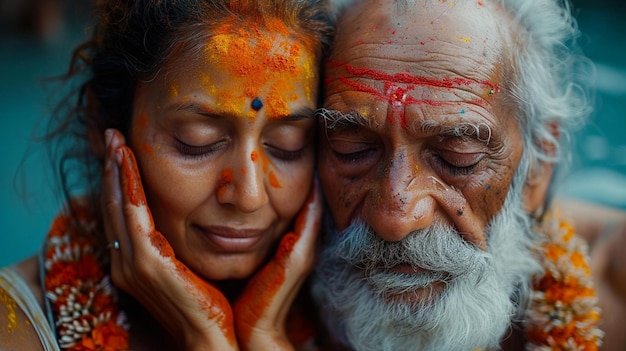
[201,20,315,121]
[234,186,318,347]
[217,168,235,198]
[268,171,282,189]
[119,146,236,345]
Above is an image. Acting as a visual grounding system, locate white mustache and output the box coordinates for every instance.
[326,220,490,286]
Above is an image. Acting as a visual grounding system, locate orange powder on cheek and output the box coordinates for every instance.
[141,143,156,160]
[268,171,282,189]
[250,150,259,163]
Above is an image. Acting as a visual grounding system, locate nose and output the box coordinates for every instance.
[363,154,435,242]
[216,152,268,213]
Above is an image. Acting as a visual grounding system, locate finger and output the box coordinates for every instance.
[101,129,131,253]
[115,145,175,260]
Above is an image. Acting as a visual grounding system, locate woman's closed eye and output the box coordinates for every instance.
[175,139,228,160]
[265,144,306,162]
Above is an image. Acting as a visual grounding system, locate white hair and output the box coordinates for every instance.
[312,165,544,350]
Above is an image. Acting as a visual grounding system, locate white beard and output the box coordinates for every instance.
[311,190,543,351]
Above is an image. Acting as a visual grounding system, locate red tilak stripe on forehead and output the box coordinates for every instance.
[343,63,499,92]
[328,61,496,127]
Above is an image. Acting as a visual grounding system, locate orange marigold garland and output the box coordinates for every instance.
[525,211,604,350]
[43,203,129,350]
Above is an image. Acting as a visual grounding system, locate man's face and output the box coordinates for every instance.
[314,1,541,350]
[319,0,522,252]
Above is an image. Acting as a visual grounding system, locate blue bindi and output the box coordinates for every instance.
[251,97,264,111]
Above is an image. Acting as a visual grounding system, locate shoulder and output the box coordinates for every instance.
[0,257,48,351]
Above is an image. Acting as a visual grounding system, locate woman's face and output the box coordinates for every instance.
[128,25,318,281]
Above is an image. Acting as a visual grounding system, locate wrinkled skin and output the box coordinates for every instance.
[319,0,523,256]
[317,1,626,350]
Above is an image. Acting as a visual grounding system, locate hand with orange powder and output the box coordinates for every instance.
[102,129,322,350]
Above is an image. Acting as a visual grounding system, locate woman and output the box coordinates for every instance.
[0,0,333,350]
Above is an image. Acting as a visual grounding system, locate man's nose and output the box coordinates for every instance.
[363,155,435,242]
[216,152,268,213]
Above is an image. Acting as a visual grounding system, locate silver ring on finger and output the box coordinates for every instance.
[107,240,120,250]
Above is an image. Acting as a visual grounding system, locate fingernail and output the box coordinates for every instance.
[105,129,113,148]
[115,148,124,166]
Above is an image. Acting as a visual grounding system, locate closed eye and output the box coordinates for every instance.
[432,152,484,176]
[175,139,228,159]
[265,145,306,161]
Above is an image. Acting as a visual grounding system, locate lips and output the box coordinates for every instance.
[194,225,266,252]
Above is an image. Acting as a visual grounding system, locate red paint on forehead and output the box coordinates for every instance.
[329,62,499,126]
[342,63,499,92]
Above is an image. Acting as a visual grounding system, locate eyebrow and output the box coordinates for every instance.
[420,120,493,144]
[316,108,370,129]
[316,108,494,144]
[279,107,316,121]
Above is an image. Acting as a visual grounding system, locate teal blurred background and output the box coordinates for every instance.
[1,1,625,267]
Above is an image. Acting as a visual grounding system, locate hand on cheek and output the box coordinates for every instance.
[101,129,238,351]
[234,180,322,351]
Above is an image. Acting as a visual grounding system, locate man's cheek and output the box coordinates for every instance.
[473,170,515,224]
[322,175,367,232]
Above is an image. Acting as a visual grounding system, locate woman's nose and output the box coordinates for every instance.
[216,151,269,213]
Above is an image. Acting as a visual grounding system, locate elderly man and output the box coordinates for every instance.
[311,0,624,350]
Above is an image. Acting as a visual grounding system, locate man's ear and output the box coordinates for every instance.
[523,160,554,215]
[523,123,559,215]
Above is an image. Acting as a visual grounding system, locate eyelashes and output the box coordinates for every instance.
[432,155,480,176]
[175,139,227,160]
[175,139,306,162]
